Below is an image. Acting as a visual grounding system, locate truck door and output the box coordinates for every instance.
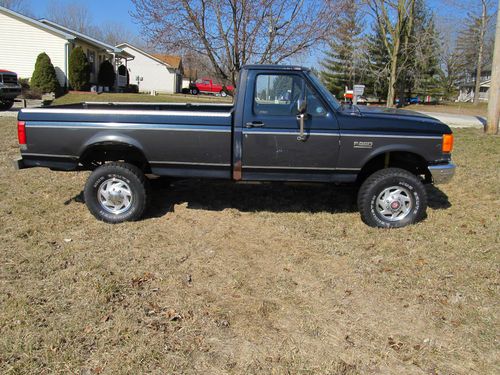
[240,71,341,181]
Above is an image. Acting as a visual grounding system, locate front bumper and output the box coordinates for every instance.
[428,163,456,184]
[0,86,21,100]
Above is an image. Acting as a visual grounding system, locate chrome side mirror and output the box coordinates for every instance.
[297,98,307,141]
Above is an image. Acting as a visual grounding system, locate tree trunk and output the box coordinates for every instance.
[486,0,500,135]
[386,39,400,107]
[473,1,487,105]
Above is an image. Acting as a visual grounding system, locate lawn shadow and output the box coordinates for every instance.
[425,185,452,210]
[66,178,452,219]
[145,178,358,218]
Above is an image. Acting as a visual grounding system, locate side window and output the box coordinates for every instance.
[254,74,304,116]
[305,85,327,117]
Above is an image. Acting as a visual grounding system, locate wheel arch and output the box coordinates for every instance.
[357,148,431,185]
[79,134,150,172]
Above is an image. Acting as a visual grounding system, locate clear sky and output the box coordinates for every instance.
[25,0,498,68]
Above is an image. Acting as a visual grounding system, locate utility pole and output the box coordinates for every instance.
[486,0,500,134]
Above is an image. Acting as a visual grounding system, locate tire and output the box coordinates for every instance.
[191,88,199,95]
[220,90,227,97]
[0,100,14,111]
[357,168,427,228]
[83,162,148,223]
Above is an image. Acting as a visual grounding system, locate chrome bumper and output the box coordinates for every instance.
[428,163,456,184]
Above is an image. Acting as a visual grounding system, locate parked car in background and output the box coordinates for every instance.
[0,69,21,110]
[190,78,234,97]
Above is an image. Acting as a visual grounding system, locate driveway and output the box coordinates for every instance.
[0,99,43,117]
[415,111,485,129]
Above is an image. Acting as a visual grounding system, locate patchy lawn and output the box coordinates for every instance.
[52,92,233,106]
[0,118,498,374]
[405,102,488,117]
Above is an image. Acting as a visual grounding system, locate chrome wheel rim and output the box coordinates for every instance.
[376,186,413,222]
[97,178,133,215]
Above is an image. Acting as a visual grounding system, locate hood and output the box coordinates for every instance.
[338,105,452,135]
[356,105,436,121]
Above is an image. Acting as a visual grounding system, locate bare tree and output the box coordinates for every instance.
[45,0,92,34]
[365,0,416,107]
[472,0,491,105]
[131,0,344,85]
[450,0,494,105]
[0,0,30,13]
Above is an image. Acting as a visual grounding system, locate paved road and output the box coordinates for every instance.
[415,111,485,129]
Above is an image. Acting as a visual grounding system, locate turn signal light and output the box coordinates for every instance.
[17,121,26,145]
[442,134,453,153]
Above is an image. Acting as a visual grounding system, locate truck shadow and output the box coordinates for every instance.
[144,179,452,219]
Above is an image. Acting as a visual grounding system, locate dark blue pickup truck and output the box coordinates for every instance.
[15,65,455,227]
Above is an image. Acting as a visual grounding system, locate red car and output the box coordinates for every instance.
[190,78,234,97]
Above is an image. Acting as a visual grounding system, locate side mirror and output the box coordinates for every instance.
[297,98,307,114]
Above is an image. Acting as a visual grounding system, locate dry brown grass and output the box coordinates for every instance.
[0,118,498,374]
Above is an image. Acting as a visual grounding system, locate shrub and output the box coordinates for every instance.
[123,84,139,93]
[69,46,90,91]
[98,60,115,88]
[30,53,60,94]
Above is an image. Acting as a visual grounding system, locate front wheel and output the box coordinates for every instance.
[83,162,148,223]
[357,168,427,228]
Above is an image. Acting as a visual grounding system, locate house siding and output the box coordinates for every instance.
[0,11,68,85]
[120,46,177,93]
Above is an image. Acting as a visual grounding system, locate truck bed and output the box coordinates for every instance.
[18,102,234,178]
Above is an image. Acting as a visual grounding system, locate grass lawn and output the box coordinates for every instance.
[405,102,488,117]
[52,92,233,106]
[0,118,498,374]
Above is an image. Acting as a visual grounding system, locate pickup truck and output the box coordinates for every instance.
[14,65,455,228]
[190,78,234,97]
[0,69,22,111]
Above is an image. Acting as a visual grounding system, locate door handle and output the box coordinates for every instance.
[245,121,265,128]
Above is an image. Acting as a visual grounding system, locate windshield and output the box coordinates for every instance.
[306,71,341,111]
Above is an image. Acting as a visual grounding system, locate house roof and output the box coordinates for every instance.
[0,5,75,40]
[116,43,182,71]
[39,19,133,57]
[0,6,133,58]
[152,54,182,69]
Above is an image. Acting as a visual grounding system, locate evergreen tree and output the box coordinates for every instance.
[69,46,90,90]
[97,60,115,88]
[320,1,362,98]
[363,22,391,100]
[30,52,60,93]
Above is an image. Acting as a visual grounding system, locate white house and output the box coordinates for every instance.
[0,5,133,88]
[116,43,183,94]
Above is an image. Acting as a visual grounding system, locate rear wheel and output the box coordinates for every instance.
[0,100,14,111]
[357,168,427,228]
[84,162,148,223]
[220,90,227,97]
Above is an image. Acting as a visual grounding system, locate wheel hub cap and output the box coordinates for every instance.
[97,178,133,215]
[376,186,413,222]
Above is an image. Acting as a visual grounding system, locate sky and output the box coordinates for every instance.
[21,0,500,68]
